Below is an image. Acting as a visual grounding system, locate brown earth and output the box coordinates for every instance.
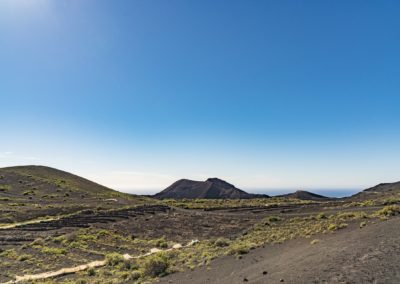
[159,216,400,284]
[1,165,399,283]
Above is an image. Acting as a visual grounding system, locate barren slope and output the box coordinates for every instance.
[277,190,330,201]
[350,181,400,202]
[159,217,400,284]
[154,178,268,199]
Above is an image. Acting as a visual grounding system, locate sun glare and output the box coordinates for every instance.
[0,0,51,15]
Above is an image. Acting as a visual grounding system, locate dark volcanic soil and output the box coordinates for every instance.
[1,165,399,283]
[159,216,400,284]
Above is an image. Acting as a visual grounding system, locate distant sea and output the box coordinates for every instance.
[124,188,362,198]
[248,189,361,198]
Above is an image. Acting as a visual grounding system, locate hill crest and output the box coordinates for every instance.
[0,165,149,223]
[277,190,330,200]
[154,178,269,199]
[350,181,400,200]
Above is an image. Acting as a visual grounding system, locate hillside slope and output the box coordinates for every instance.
[0,165,149,223]
[351,181,400,201]
[154,178,269,199]
[160,216,400,284]
[277,190,330,201]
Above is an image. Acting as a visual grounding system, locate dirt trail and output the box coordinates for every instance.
[2,240,199,284]
[11,260,106,283]
[0,217,60,230]
[159,217,400,284]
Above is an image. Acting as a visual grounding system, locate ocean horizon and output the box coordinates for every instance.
[121,188,361,198]
[253,189,360,198]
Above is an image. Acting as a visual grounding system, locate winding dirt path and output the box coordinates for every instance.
[2,240,199,284]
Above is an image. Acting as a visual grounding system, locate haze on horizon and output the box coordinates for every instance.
[1,1,400,195]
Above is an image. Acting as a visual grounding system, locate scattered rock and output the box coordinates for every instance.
[263,271,268,275]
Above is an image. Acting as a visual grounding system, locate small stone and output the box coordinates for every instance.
[243,278,248,282]
[280,279,284,282]
[263,271,268,275]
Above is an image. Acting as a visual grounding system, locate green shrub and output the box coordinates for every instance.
[157,240,168,249]
[9,203,25,206]
[0,249,18,259]
[227,244,251,255]
[327,224,337,231]
[41,247,67,255]
[52,235,66,244]
[23,190,35,196]
[18,254,32,261]
[130,270,142,280]
[359,211,368,219]
[153,237,168,248]
[0,185,11,191]
[267,216,281,222]
[383,198,400,205]
[142,252,170,277]
[105,253,125,266]
[376,205,400,216]
[214,238,230,247]
[97,229,110,237]
[359,200,375,207]
[337,212,356,219]
[87,267,96,276]
[31,238,45,247]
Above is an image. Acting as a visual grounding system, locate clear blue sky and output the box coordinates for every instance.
[1,0,400,194]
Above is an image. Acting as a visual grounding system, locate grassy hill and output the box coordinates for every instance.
[0,165,151,223]
[350,181,400,202]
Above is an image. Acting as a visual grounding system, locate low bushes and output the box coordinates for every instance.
[41,247,67,255]
[0,185,11,191]
[214,238,230,247]
[376,205,400,217]
[227,243,254,255]
[141,252,171,277]
[105,253,125,266]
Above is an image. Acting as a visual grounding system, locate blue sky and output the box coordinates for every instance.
[1,0,400,194]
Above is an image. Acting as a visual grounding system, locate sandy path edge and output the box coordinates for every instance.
[2,240,199,284]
